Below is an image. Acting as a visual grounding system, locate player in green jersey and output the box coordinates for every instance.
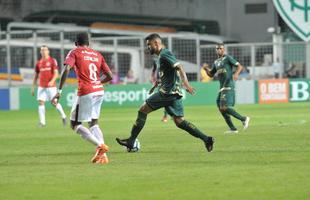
[116,33,214,152]
[206,43,250,133]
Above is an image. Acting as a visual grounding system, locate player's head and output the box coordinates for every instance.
[75,32,89,46]
[40,45,50,58]
[145,33,163,55]
[215,43,225,57]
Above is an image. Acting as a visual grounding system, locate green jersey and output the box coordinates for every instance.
[156,48,183,96]
[210,54,239,89]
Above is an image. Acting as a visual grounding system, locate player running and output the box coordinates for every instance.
[31,45,67,127]
[206,43,250,133]
[52,33,113,164]
[116,33,214,153]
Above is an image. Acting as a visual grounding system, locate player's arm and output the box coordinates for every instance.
[31,72,39,96]
[176,64,195,95]
[150,61,157,84]
[101,71,113,84]
[233,63,243,81]
[228,55,243,81]
[205,64,216,78]
[149,61,158,94]
[52,65,72,105]
[100,56,113,84]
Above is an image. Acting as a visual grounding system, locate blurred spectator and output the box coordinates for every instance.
[123,68,137,84]
[285,63,298,78]
[200,63,213,82]
[110,67,121,84]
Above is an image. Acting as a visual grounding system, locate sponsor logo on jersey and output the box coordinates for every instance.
[84,56,99,62]
[82,50,98,56]
[40,67,51,72]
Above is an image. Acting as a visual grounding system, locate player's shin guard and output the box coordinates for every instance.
[226,107,246,121]
[177,120,209,141]
[129,111,147,142]
[221,112,237,130]
[38,105,46,125]
[56,103,67,119]
[90,125,104,145]
[75,125,100,146]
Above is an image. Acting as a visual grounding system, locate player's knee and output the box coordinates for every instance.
[139,103,153,114]
[88,119,98,128]
[173,117,183,127]
[219,107,228,113]
[70,120,80,130]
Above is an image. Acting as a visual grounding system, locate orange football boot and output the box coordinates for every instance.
[91,144,109,163]
[95,154,109,164]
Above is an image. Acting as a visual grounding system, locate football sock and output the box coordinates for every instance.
[163,110,168,117]
[129,111,147,142]
[221,112,237,130]
[76,125,100,146]
[38,105,46,125]
[90,124,104,145]
[177,120,209,141]
[226,107,246,121]
[56,103,67,119]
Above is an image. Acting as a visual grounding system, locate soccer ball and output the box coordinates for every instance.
[127,139,140,152]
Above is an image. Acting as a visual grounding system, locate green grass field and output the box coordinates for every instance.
[0,103,310,200]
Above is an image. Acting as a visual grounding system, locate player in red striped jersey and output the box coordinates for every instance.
[31,45,67,127]
[53,33,113,164]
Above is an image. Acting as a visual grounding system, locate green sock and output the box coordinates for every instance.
[129,111,147,142]
[226,107,246,121]
[221,112,237,130]
[178,120,209,142]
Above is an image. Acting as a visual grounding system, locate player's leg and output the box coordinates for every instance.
[70,104,101,146]
[37,87,47,126]
[169,99,214,152]
[116,92,164,149]
[88,92,109,163]
[89,119,104,144]
[89,119,109,164]
[48,87,67,125]
[218,91,238,132]
[70,93,107,163]
[38,100,46,126]
[116,102,153,149]
[224,90,249,129]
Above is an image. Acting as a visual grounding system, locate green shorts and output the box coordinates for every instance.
[146,92,184,117]
[216,89,235,108]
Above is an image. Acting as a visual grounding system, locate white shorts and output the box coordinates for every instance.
[37,87,57,102]
[70,91,104,122]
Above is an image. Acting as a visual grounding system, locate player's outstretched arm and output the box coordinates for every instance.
[52,65,71,105]
[176,64,196,95]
